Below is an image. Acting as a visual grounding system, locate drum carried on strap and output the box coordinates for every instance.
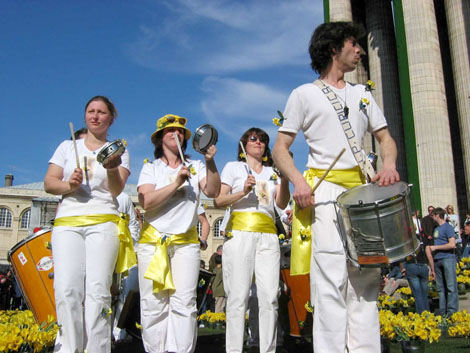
[8,228,56,323]
[336,181,419,268]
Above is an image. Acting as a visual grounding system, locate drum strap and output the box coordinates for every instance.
[139,222,199,294]
[290,168,364,276]
[226,211,277,235]
[54,213,136,274]
[313,80,376,181]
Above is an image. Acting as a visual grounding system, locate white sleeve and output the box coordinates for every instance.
[137,162,156,187]
[279,89,305,134]
[48,140,70,168]
[120,149,131,173]
[220,162,235,187]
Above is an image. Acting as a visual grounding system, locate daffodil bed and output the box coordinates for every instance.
[0,310,57,353]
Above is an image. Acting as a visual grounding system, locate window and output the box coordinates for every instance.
[20,209,31,229]
[0,208,12,228]
[213,218,224,238]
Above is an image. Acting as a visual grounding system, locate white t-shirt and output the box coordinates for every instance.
[49,139,130,217]
[117,192,140,243]
[280,82,388,170]
[137,158,206,234]
[220,161,279,219]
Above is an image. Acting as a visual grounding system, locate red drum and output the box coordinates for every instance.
[280,244,311,337]
[8,228,56,323]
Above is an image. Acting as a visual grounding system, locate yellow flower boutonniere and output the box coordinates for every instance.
[135,322,143,330]
[226,231,233,239]
[198,278,206,287]
[305,301,314,313]
[359,97,370,110]
[272,110,286,127]
[365,80,375,91]
[188,164,196,175]
[262,155,268,162]
[143,158,149,164]
[157,116,169,129]
[101,307,113,318]
[270,173,278,181]
[239,152,246,159]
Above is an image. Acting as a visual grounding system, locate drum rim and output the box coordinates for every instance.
[7,227,52,260]
[337,181,409,207]
[97,139,126,163]
[192,124,218,152]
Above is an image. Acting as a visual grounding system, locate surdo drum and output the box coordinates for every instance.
[336,181,419,268]
[96,139,127,165]
[192,124,218,153]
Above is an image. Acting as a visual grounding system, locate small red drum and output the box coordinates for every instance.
[8,228,56,323]
[280,244,311,337]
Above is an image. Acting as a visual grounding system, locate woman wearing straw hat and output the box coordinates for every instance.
[137,114,220,353]
[44,96,132,353]
[214,127,290,353]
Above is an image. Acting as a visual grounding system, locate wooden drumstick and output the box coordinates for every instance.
[174,132,186,164]
[69,122,80,169]
[311,148,346,194]
[239,141,252,174]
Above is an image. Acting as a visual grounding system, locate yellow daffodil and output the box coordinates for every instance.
[365,80,375,91]
[239,152,246,159]
[273,117,282,126]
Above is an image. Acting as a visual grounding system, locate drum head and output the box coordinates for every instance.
[337,181,409,206]
[192,124,218,153]
[96,139,126,165]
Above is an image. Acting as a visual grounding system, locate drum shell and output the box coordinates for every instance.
[336,181,419,266]
[192,124,218,153]
[8,229,56,323]
[96,139,126,165]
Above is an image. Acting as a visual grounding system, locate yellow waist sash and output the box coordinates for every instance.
[53,213,137,274]
[139,222,199,293]
[227,211,277,235]
[291,167,364,276]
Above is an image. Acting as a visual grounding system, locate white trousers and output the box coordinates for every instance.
[137,242,200,353]
[311,180,381,353]
[52,222,119,353]
[223,230,280,353]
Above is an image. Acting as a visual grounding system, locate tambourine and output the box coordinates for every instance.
[192,124,218,153]
[96,139,127,165]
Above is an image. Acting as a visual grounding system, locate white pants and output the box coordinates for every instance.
[311,180,381,353]
[223,230,280,353]
[52,222,119,353]
[137,242,200,353]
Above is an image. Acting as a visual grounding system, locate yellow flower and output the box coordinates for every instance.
[273,117,282,126]
[188,164,196,175]
[262,155,268,162]
[365,80,375,91]
[299,226,311,241]
[143,158,149,164]
[270,173,278,181]
[305,301,314,313]
[359,97,370,109]
[239,152,246,159]
[226,231,233,239]
[279,234,285,240]
[136,322,143,330]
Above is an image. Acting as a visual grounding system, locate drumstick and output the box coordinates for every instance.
[69,122,80,169]
[174,132,186,164]
[311,148,346,194]
[239,141,251,174]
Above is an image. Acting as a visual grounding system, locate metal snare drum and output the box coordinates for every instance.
[192,124,218,153]
[336,181,419,267]
[96,139,126,165]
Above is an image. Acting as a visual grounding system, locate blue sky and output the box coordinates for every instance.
[0,0,323,187]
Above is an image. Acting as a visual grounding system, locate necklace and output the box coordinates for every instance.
[320,80,349,117]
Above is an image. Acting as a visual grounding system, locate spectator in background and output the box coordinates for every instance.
[209,245,223,273]
[461,222,470,259]
[421,206,436,241]
[430,207,458,316]
[211,254,225,313]
[198,205,210,251]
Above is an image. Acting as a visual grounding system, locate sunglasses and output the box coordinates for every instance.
[248,135,267,143]
[166,116,186,124]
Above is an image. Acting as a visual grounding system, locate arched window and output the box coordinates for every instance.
[213,218,224,238]
[20,209,31,229]
[0,208,12,228]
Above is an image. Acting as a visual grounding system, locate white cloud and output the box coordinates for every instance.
[125,0,322,74]
[200,76,288,138]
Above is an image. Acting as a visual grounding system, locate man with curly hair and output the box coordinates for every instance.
[273,22,399,353]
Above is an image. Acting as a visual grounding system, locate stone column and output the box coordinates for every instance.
[444,0,470,207]
[365,0,407,180]
[402,0,457,209]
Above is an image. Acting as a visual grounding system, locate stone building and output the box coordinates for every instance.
[325,0,470,219]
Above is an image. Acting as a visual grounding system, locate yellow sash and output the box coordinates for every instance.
[53,213,137,274]
[290,167,364,275]
[139,222,199,293]
[227,211,277,235]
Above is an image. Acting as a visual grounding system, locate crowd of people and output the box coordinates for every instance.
[30,20,466,353]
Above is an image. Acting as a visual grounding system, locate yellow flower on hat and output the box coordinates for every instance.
[152,114,191,142]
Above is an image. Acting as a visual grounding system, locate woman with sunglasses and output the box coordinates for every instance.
[214,127,290,353]
[44,96,131,353]
[137,114,220,353]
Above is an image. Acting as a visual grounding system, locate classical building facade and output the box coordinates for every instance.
[325,0,470,219]
[0,177,226,267]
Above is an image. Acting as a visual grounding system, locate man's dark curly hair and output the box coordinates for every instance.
[309,21,365,74]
